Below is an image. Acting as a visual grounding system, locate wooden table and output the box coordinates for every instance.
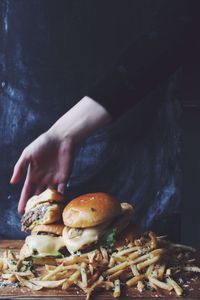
[0,240,200,299]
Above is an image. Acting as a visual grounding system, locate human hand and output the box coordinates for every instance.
[10,96,111,214]
[10,132,74,214]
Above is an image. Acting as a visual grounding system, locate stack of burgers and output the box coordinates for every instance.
[20,188,66,259]
[20,189,135,261]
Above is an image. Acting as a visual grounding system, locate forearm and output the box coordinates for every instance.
[47,96,112,145]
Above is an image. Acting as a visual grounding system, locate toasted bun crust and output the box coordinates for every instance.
[32,224,65,236]
[25,188,64,212]
[62,192,121,228]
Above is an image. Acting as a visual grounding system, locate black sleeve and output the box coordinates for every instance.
[88,0,196,119]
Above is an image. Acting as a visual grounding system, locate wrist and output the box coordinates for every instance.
[47,96,112,146]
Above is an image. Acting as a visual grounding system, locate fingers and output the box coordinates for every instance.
[35,186,46,195]
[18,165,33,214]
[57,183,66,194]
[10,151,29,184]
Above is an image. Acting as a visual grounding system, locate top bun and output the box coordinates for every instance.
[25,188,64,212]
[32,224,65,236]
[62,192,121,228]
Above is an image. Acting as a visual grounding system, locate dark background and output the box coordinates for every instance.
[0,1,199,251]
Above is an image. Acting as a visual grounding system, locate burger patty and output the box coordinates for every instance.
[21,203,49,232]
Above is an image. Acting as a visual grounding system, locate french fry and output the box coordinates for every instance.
[128,249,145,260]
[108,256,116,268]
[76,280,87,292]
[16,275,42,291]
[31,278,68,288]
[183,266,200,273]
[86,275,104,300]
[146,264,154,277]
[104,261,129,276]
[166,277,183,296]
[113,279,121,298]
[130,264,139,276]
[45,265,56,271]
[62,269,81,290]
[126,274,145,287]
[148,276,173,291]
[137,255,160,271]
[42,264,79,280]
[157,264,166,280]
[80,262,88,288]
[88,264,94,275]
[100,247,109,262]
[107,269,126,281]
[130,253,151,264]
[148,231,157,249]
[114,246,140,257]
[137,280,145,292]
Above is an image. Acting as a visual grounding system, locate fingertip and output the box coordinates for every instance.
[18,203,25,215]
[58,183,65,194]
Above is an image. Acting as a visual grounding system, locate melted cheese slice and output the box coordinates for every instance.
[25,235,65,256]
[63,222,108,253]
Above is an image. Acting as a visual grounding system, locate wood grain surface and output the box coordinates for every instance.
[0,240,200,299]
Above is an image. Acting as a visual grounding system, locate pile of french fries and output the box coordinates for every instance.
[0,232,200,299]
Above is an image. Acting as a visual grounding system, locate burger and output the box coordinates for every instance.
[62,192,134,253]
[21,188,64,232]
[20,224,66,259]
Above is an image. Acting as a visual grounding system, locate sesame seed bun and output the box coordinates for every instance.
[62,192,122,228]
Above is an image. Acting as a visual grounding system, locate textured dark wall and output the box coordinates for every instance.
[0,0,188,245]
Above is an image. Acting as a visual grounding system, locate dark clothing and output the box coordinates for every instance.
[89,0,196,118]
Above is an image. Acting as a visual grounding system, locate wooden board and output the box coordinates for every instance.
[0,240,200,299]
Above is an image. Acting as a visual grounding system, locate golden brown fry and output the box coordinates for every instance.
[80,262,88,288]
[16,275,42,291]
[45,265,56,271]
[128,249,144,260]
[148,276,173,291]
[31,278,68,288]
[157,264,166,280]
[100,247,109,262]
[114,246,140,257]
[126,275,145,287]
[137,255,160,271]
[166,277,183,296]
[137,280,145,292]
[107,269,126,281]
[86,275,104,300]
[148,231,157,249]
[130,264,139,276]
[108,256,116,268]
[113,279,121,298]
[104,261,129,276]
[146,264,154,277]
[62,269,81,290]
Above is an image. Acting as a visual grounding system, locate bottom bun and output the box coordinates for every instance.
[32,224,65,236]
